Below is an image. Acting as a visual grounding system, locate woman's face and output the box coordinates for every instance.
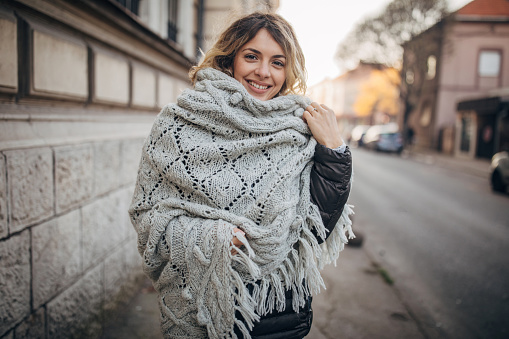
[233,29,286,101]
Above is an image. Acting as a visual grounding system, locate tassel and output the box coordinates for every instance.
[257,279,269,315]
[231,250,260,279]
[233,230,256,258]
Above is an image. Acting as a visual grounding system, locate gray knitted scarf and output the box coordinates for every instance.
[129,68,353,339]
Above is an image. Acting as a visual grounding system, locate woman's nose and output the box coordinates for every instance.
[255,63,270,78]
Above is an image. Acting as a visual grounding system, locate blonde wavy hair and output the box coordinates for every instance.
[189,12,307,96]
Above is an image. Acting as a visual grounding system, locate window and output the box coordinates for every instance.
[195,0,204,61]
[112,0,140,15]
[478,50,501,77]
[426,55,436,80]
[406,70,414,85]
[167,0,179,42]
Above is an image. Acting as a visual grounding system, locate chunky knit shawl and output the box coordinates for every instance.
[129,68,353,339]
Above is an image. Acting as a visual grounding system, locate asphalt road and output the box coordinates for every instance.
[349,148,509,339]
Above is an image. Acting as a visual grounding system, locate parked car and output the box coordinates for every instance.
[363,124,403,153]
[490,151,509,193]
[350,125,371,147]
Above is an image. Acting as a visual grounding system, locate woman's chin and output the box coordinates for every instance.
[247,89,274,101]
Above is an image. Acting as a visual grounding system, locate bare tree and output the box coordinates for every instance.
[335,0,449,71]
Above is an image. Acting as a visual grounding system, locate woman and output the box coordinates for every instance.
[129,12,353,339]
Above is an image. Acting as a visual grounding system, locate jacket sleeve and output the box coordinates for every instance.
[310,144,352,244]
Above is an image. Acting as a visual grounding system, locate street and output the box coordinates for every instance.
[346,148,509,339]
[101,147,509,339]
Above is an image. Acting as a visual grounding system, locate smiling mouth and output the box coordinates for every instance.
[248,80,270,90]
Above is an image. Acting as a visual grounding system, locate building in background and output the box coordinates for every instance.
[200,0,280,51]
[135,0,279,62]
[400,0,509,157]
[307,62,401,140]
[0,0,277,338]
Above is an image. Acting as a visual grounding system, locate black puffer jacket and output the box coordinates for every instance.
[234,144,352,339]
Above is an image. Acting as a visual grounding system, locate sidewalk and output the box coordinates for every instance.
[307,246,424,339]
[101,279,163,339]
[100,244,424,339]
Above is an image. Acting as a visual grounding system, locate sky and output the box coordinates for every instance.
[277,0,473,86]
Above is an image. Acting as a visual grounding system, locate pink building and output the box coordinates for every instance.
[400,0,509,157]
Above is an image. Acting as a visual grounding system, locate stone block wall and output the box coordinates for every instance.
[0,0,194,338]
[0,139,146,338]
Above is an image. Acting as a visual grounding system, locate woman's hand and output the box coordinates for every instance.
[231,228,245,255]
[303,103,343,149]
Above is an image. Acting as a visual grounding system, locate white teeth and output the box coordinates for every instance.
[249,81,268,90]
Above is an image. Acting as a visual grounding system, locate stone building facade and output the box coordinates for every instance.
[0,0,191,337]
[0,0,279,337]
[400,0,509,156]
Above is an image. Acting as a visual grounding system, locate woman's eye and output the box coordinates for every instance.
[273,60,285,67]
[245,54,257,60]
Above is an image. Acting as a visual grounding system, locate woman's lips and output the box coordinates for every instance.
[247,80,271,91]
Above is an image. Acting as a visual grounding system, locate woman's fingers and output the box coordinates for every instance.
[303,102,343,148]
[320,103,331,111]
[305,104,320,116]
[231,228,245,255]
[305,103,334,119]
[302,110,312,123]
[231,236,243,247]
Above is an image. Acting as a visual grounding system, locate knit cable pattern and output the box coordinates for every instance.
[129,68,354,338]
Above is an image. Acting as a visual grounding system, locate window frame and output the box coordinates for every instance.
[477,49,503,88]
[426,55,436,80]
[167,0,179,43]
[111,0,140,15]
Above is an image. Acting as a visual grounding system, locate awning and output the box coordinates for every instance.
[457,88,509,114]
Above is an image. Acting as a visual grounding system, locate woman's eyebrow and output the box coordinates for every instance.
[242,47,286,59]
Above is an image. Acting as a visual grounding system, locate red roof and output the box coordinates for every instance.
[457,0,509,17]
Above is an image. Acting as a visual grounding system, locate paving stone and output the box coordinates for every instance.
[0,231,30,335]
[120,138,144,186]
[14,308,45,339]
[94,141,120,197]
[308,247,423,339]
[82,193,125,270]
[32,210,81,308]
[100,278,162,339]
[47,265,103,339]
[104,247,127,311]
[54,144,93,214]
[6,148,53,232]
[0,154,7,239]
[122,239,144,298]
